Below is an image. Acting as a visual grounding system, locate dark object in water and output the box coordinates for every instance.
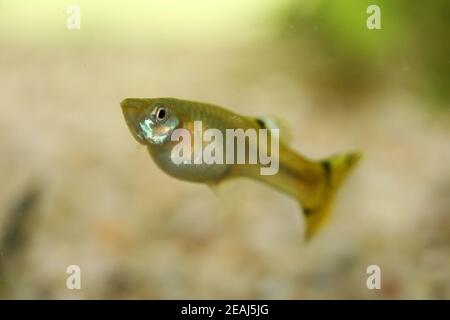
[0,184,42,295]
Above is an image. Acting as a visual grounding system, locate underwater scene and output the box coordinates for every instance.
[0,0,449,299]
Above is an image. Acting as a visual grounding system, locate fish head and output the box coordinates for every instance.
[121,98,181,145]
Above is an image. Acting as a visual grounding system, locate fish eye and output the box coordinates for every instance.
[152,105,168,121]
[157,108,166,120]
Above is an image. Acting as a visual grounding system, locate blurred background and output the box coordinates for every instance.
[0,0,449,299]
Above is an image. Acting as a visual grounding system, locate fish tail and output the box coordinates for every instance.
[303,151,362,239]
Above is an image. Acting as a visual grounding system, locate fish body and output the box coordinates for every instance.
[121,97,361,238]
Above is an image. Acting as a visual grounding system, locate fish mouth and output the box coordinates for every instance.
[120,98,176,145]
[120,98,153,122]
[120,98,151,111]
[121,98,152,144]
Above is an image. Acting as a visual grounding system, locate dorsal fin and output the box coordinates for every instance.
[255,115,293,145]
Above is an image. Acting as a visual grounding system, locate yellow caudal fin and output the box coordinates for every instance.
[304,152,362,239]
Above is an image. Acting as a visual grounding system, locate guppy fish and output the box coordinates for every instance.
[121,97,361,239]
